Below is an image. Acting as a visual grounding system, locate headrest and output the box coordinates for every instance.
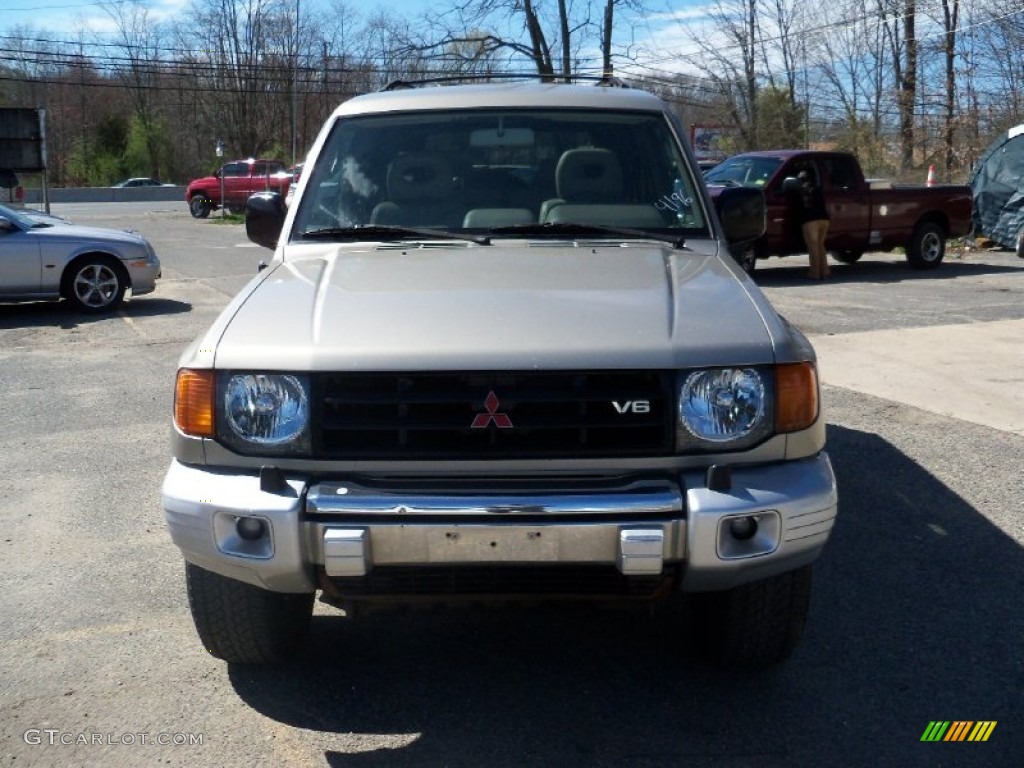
[386,152,454,202]
[555,148,623,202]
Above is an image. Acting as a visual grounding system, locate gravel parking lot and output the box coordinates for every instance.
[2,204,1022,767]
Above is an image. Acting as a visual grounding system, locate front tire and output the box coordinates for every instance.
[1015,229,1024,259]
[731,245,757,274]
[63,255,127,313]
[689,565,813,667]
[189,195,212,219]
[185,562,314,664]
[906,222,946,269]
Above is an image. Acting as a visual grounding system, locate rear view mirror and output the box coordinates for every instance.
[245,192,287,250]
[716,186,766,243]
[470,128,535,148]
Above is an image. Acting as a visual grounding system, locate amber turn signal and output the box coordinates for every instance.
[174,369,215,437]
[775,362,819,433]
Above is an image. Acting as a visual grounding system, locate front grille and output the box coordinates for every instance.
[313,371,674,459]
[323,564,676,599]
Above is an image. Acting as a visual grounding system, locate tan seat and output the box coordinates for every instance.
[462,208,535,228]
[539,148,624,222]
[370,152,461,227]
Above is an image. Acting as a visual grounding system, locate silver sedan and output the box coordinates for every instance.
[0,202,161,312]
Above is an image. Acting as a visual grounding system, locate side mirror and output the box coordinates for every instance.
[715,186,765,244]
[246,192,287,250]
[782,176,801,194]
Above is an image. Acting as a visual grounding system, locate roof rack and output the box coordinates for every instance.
[380,72,630,92]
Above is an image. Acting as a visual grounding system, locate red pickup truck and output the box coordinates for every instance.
[186,158,291,218]
[705,150,973,272]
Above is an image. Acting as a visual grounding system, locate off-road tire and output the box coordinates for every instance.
[185,562,314,664]
[189,195,212,219]
[62,254,128,313]
[906,221,946,269]
[689,565,813,668]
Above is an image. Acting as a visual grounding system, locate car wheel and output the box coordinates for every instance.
[63,255,127,313]
[1016,228,1024,259]
[185,562,314,664]
[688,565,812,668]
[189,195,212,219]
[829,250,863,264]
[906,221,946,269]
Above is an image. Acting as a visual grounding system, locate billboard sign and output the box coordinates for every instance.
[0,108,46,171]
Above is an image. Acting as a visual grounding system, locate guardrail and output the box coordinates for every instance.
[23,186,185,204]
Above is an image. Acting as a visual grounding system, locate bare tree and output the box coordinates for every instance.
[101,1,169,179]
[679,0,762,150]
[813,0,892,167]
[403,0,640,80]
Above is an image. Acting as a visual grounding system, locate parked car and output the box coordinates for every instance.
[185,159,291,218]
[1,168,25,206]
[0,202,161,312]
[165,80,837,669]
[112,177,171,188]
[704,150,973,272]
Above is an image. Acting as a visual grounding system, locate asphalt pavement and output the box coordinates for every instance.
[1,204,1021,768]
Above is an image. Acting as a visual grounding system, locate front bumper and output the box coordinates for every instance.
[162,453,837,595]
[126,258,161,296]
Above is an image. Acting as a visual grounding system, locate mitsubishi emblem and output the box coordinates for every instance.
[471,391,513,429]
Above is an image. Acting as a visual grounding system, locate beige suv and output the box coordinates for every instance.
[163,80,837,668]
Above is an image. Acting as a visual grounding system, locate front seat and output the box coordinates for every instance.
[370,152,460,228]
[539,147,624,223]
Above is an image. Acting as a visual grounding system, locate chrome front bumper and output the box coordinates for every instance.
[162,453,837,595]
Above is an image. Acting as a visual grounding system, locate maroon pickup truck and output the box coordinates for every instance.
[186,158,292,218]
[705,150,973,272]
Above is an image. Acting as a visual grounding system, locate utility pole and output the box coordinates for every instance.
[291,0,300,164]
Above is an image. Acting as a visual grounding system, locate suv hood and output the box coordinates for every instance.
[213,242,776,370]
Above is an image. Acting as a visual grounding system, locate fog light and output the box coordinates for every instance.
[236,516,266,541]
[729,516,758,541]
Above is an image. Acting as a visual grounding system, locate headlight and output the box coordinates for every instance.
[677,367,772,449]
[222,373,309,451]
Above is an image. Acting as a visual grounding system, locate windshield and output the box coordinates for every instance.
[291,108,709,241]
[704,156,782,188]
[0,202,37,228]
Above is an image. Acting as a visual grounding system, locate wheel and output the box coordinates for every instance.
[689,565,812,667]
[1015,229,1024,259]
[906,221,946,269]
[185,562,314,664]
[63,255,127,313]
[189,195,212,219]
[829,250,863,264]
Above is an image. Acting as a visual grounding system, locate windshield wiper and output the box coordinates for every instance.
[297,224,490,245]
[489,221,685,250]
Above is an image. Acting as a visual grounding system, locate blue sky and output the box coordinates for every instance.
[0,0,433,34]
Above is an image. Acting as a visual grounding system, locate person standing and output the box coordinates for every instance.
[795,169,831,279]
